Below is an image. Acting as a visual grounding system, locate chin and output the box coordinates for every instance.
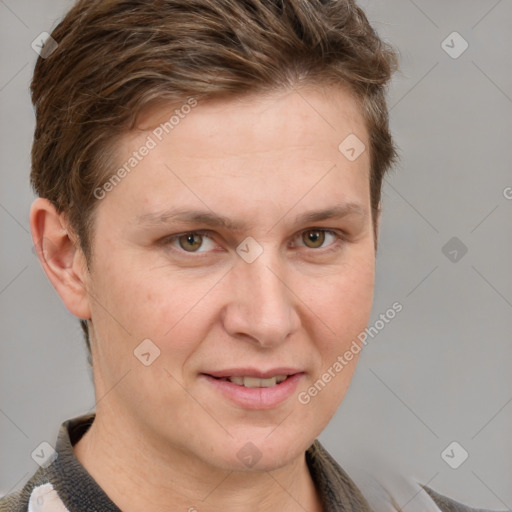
[209,430,309,473]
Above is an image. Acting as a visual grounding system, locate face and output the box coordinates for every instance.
[84,85,375,472]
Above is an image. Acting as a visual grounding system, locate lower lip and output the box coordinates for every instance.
[201,373,304,410]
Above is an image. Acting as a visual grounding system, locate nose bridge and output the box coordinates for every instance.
[224,248,299,346]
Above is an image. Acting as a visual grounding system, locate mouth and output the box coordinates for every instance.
[207,374,291,388]
[200,370,304,409]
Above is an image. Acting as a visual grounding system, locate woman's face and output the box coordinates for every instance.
[84,85,376,472]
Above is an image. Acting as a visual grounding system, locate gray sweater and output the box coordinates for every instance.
[0,415,503,512]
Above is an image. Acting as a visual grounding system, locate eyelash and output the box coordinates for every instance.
[161,228,346,256]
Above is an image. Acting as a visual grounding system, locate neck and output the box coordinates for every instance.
[73,409,323,512]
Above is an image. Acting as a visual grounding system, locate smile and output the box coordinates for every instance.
[201,373,304,410]
[215,375,289,387]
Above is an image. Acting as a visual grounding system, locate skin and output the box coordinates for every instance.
[30,85,378,512]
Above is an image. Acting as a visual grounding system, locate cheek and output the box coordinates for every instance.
[338,257,375,317]
[310,254,375,355]
[90,259,222,361]
[314,253,374,319]
[299,257,374,420]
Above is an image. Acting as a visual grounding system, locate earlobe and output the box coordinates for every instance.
[29,198,92,321]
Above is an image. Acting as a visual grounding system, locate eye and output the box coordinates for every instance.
[167,231,217,253]
[297,229,340,250]
[162,228,343,255]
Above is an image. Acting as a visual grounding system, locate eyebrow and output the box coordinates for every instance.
[136,202,367,232]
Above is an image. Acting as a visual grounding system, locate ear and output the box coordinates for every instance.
[30,198,91,321]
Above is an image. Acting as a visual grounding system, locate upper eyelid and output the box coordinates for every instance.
[293,229,340,244]
[164,228,343,250]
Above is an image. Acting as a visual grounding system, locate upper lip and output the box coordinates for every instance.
[203,367,303,379]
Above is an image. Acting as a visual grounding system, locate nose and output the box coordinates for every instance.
[221,254,301,348]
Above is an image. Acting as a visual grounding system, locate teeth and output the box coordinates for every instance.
[225,375,289,387]
[244,376,275,388]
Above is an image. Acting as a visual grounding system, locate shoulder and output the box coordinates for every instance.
[0,414,96,512]
[306,440,375,510]
[0,489,25,512]
[425,487,510,512]
[327,456,508,512]
[0,476,68,512]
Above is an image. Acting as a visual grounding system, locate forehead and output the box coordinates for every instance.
[135,85,367,151]
[97,85,371,230]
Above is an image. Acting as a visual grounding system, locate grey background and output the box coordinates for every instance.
[1,0,511,509]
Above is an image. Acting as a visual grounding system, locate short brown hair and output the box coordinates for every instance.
[30,0,399,357]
